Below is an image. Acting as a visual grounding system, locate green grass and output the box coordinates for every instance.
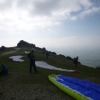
[0,47,100,100]
[1,47,100,82]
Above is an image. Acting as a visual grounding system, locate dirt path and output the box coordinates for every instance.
[0,48,20,57]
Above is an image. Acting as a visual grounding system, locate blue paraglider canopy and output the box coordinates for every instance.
[48,74,100,100]
[57,75,100,100]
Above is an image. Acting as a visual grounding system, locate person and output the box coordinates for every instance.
[28,48,37,73]
[73,56,79,68]
[0,63,8,76]
[46,51,49,59]
[43,47,46,55]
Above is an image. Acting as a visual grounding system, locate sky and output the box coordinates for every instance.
[0,0,100,55]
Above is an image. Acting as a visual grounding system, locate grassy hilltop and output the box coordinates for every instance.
[0,47,100,100]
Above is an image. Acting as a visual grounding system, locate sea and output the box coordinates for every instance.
[49,48,100,68]
[66,50,100,68]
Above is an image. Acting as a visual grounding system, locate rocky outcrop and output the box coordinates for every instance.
[17,40,35,48]
[0,46,6,51]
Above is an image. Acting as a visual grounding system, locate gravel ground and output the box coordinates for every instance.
[0,72,99,100]
[0,72,73,100]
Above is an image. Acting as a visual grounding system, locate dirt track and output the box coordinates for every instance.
[0,48,20,57]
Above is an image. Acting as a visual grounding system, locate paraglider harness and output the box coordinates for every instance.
[0,63,8,76]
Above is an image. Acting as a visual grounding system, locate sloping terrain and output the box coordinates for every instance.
[0,47,100,100]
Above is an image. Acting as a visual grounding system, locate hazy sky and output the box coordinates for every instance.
[0,0,100,53]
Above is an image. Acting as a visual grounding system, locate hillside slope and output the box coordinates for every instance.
[0,47,100,100]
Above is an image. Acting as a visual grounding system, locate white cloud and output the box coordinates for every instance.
[0,0,100,48]
[0,0,99,32]
[79,7,100,18]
